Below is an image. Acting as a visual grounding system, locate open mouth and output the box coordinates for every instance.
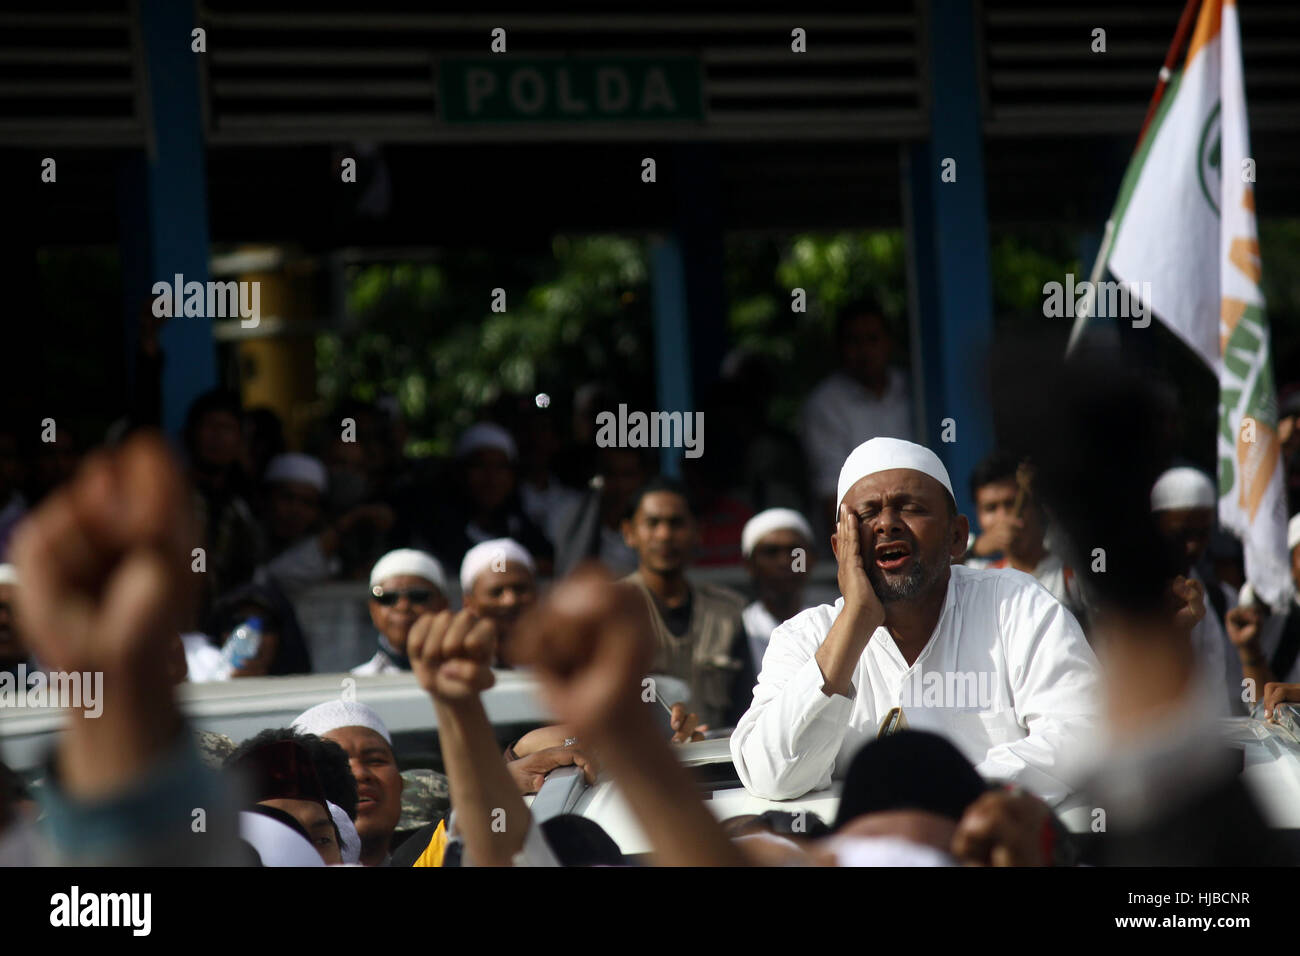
[874,543,912,573]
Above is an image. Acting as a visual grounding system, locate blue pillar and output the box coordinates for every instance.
[649,236,693,479]
[672,145,727,404]
[136,0,216,437]
[902,0,996,520]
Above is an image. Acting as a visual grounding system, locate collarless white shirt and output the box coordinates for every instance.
[730,564,1101,806]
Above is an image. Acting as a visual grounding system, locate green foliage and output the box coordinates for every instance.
[318,236,654,454]
[723,231,909,428]
[319,222,1300,454]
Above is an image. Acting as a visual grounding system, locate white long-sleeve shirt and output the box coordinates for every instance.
[730,564,1101,806]
[800,369,914,499]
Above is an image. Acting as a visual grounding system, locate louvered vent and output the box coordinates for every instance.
[200,1,926,143]
[983,0,1300,136]
[0,0,143,146]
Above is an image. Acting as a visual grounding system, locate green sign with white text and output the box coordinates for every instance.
[439,57,703,124]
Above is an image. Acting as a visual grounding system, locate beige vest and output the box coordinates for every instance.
[624,571,748,727]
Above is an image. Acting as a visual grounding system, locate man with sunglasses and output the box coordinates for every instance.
[740,509,817,672]
[353,548,450,675]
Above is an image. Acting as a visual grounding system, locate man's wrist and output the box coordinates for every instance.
[432,693,486,717]
[840,603,882,639]
[1237,640,1266,665]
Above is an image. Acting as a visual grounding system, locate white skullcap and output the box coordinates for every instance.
[1150,467,1216,512]
[292,700,392,745]
[460,538,535,593]
[829,835,955,868]
[1288,514,1300,553]
[368,548,447,594]
[264,452,328,494]
[239,810,325,867]
[836,437,955,510]
[328,801,361,865]
[456,422,517,461]
[742,508,814,557]
[0,564,17,586]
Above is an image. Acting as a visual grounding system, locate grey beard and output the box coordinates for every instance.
[867,553,943,603]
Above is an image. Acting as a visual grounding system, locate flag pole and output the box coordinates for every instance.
[1066,0,1204,356]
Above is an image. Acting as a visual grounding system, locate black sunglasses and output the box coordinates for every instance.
[371,586,434,607]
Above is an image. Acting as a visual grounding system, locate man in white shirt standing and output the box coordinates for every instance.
[801,302,914,529]
[731,437,1101,806]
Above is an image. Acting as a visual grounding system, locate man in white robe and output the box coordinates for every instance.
[731,437,1101,806]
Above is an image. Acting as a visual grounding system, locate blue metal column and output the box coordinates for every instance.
[649,236,693,479]
[136,0,216,437]
[903,0,996,520]
[673,145,727,406]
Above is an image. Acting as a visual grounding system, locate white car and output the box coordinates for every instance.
[5,669,1298,863]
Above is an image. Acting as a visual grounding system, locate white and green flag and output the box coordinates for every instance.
[1106,0,1287,607]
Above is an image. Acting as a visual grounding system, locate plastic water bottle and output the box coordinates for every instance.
[221,617,264,673]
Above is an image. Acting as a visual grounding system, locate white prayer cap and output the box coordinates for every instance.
[368,548,447,594]
[239,810,325,867]
[1287,513,1300,553]
[264,452,328,494]
[455,422,517,461]
[0,564,17,586]
[460,537,535,594]
[742,508,814,557]
[829,835,955,868]
[328,801,361,865]
[292,700,392,745]
[836,437,955,510]
[1150,467,1216,512]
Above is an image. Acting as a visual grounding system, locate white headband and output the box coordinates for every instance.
[239,810,325,867]
[1288,514,1300,553]
[1150,467,1216,512]
[742,508,814,557]
[460,538,535,593]
[456,422,518,461]
[836,437,955,510]
[0,564,17,586]
[328,801,361,865]
[264,452,328,494]
[369,548,447,594]
[292,700,392,745]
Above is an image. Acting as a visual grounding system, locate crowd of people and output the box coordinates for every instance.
[1,302,1299,867]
